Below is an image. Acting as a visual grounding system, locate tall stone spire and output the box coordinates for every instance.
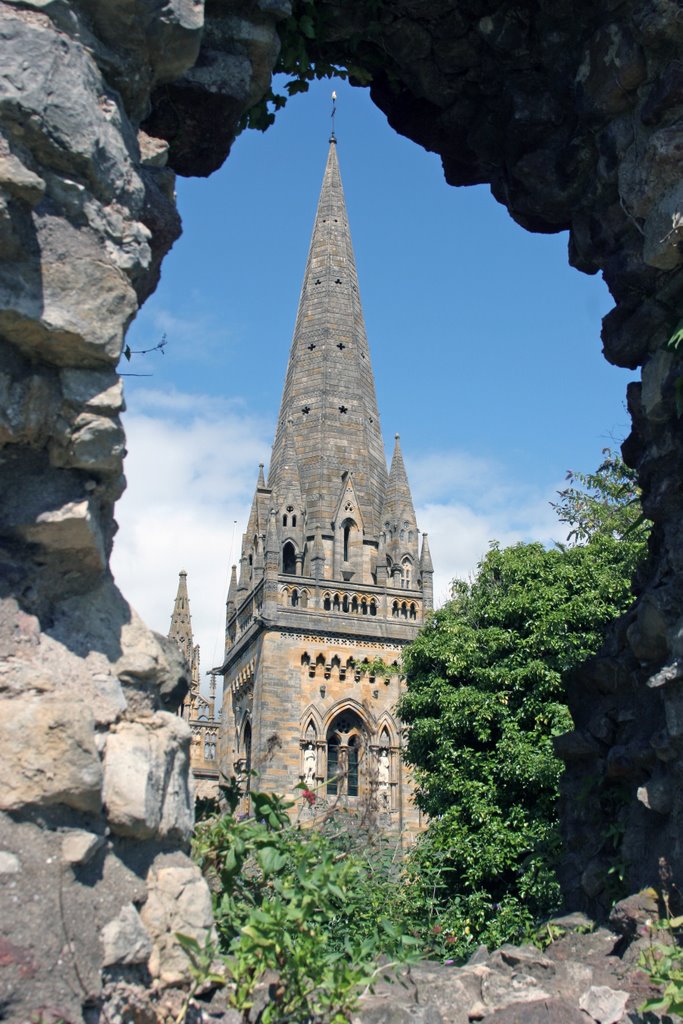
[168,569,193,665]
[219,133,430,843]
[268,140,387,537]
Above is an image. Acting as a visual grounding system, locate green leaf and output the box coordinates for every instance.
[665,319,683,352]
[257,844,288,874]
[299,14,315,38]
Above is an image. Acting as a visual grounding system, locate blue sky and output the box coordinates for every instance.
[111,78,636,676]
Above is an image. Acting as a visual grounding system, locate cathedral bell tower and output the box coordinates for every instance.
[218,137,432,836]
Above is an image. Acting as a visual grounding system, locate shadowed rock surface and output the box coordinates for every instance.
[1,0,682,1019]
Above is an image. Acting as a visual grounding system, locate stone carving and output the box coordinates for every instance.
[377,747,390,808]
[304,742,317,784]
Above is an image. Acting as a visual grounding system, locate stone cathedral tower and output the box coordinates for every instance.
[218,138,433,837]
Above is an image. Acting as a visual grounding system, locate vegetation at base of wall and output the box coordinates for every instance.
[637,861,683,1016]
[396,450,649,955]
[191,785,419,1022]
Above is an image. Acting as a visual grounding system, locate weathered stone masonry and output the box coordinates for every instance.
[0,2,285,1019]
[0,0,682,1018]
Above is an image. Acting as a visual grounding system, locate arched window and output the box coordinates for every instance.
[392,601,399,618]
[401,602,408,619]
[333,593,340,612]
[323,594,331,611]
[343,522,351,562]
[351,596,359,613]
[282,514,288,527]
[291,589,299,607]
[401,558,412,589]
[410,603,417,620]
[370,600,377,617]
[282,541,296,574]
[292,514,297,527]
[361,599,367,615]
[326,711,365,798]
[300,590,308,608]
[342,595,349,613]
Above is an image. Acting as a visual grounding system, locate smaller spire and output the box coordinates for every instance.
[420,533,434,611]
[274,419,304,510]
[257,463,266,488]
[226,564,238,611]
[382,433,417,526]
[420,533,434,574]
[169,570,193,663]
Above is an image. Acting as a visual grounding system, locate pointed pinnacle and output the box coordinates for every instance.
[420,533,434,573]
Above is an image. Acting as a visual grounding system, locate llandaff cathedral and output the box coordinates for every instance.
[169,135,433,837]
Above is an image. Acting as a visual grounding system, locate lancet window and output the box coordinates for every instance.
[326,711,365,798]
[282,541,296,574]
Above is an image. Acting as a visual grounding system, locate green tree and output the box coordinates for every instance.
[396,453,648,956]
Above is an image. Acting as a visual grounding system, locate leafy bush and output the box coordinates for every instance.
[192,787,418,1022]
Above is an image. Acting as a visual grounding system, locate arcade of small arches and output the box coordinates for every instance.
[392,599,417,621]
[300,650,400,684]
[300,703,399,809]
[281,585,310,608]
[280,586,417,619]
[229,658,256,698]
[322,591,377,615]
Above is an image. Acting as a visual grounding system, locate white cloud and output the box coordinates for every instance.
[408,450,568,606]
[111,390,569,699]
[111,387,273,680]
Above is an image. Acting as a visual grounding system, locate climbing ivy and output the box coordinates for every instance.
[665,317,683,418]
[240,0,385,133]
